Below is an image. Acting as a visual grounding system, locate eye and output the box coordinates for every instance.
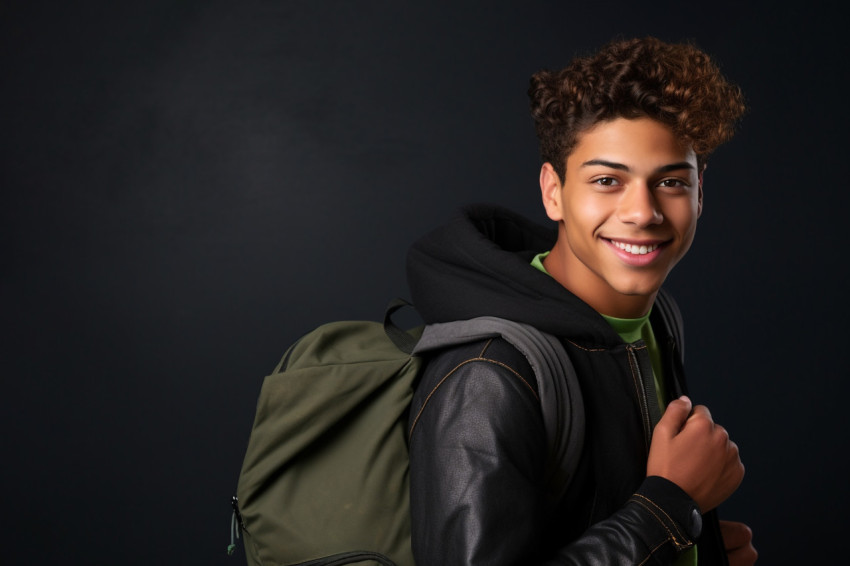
[656,178,690,192]
[592,177,620,186]
[658,179,685,187]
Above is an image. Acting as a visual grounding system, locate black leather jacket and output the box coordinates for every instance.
[406,204,728,565]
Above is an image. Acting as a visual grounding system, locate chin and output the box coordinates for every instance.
[610,278,665,298]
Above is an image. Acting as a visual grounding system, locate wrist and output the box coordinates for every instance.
[630,476,703,549]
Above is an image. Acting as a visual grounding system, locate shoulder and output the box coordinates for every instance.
[409,337,542,440]
[418,336,538,398]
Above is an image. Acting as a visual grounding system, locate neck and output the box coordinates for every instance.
[543,241,657,319]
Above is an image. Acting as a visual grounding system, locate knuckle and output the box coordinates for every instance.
[714,425,730,444]
[688,412,711,430]
[728,439,740,458]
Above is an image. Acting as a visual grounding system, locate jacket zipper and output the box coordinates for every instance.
[626,345,653,455]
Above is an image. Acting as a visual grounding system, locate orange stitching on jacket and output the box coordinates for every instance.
[630,498,680,545]
[478,338,494,358]
[631,493,689,543]
[630,496,692,549]
[408,355,539,440]
[567,340,650,353]
[482,358,538,400]
[637,540,667,566]
[565,339,606,352]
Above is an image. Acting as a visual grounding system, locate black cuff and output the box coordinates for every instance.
[630,476,702,550]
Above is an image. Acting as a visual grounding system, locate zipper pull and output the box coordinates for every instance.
[227,496,242,556]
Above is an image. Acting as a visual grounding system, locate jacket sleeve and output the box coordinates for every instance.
[408,341,701,566]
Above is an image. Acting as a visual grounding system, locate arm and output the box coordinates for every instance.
[649,397,755,565]
[408,345,703,565]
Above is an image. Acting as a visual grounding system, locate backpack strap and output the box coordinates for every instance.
[382,298,420,354]
[413,317,584,503]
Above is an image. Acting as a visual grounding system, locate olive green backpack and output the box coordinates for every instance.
[229,300,585,566]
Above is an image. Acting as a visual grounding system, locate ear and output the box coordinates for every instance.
[697,170,704,218]
[540,163,564,221]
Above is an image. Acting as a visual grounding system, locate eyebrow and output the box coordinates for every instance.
[580,159,695,173]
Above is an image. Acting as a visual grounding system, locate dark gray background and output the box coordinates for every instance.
[3,1,847,564]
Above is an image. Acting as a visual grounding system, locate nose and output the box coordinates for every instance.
[617,184,663,226]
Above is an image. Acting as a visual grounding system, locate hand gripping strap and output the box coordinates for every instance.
[413,317,584,502]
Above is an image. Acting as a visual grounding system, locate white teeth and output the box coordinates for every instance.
[612,241,659,255]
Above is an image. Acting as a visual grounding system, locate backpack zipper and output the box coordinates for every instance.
[227,496,244,556]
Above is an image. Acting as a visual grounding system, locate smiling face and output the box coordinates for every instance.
[540,117,703,318]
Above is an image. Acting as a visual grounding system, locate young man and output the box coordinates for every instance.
[406,37,756,565]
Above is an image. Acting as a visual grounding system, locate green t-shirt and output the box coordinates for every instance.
[531,252,697,565]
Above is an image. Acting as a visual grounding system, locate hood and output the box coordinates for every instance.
[406,203,621,345]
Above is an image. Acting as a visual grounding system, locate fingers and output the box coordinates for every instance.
[654,395,693,437]
[713,424,744,490]
[720,520,757,565]
[648,399,744,512]
[727,546,758,566]
[687,403,711,423]
[720,520,752,548]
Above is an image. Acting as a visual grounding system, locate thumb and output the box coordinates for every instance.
[655,395,693,438]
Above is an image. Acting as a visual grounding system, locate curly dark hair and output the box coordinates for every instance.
[529,37,745,180]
